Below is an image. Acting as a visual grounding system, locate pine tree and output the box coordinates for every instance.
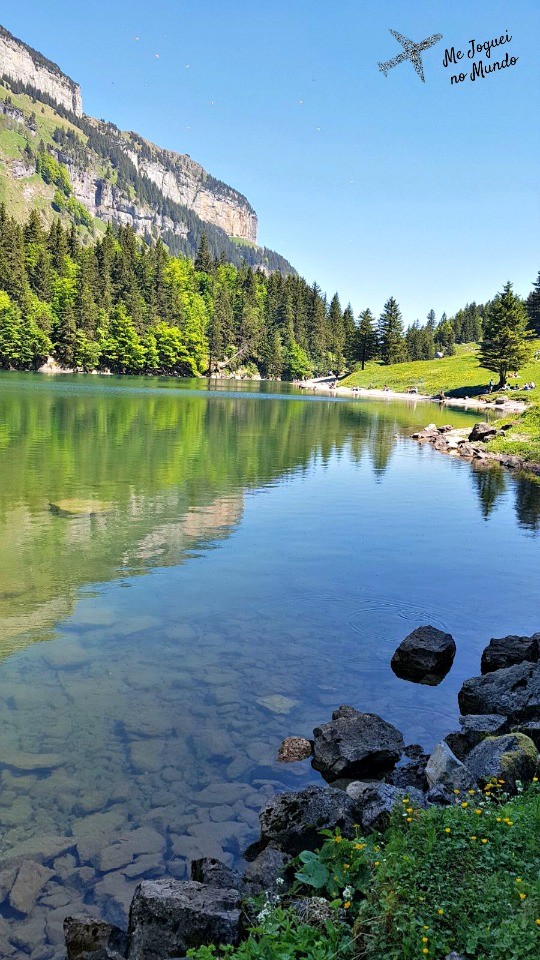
[426,309,436,330]
[378,297,406,365]
[356,308,378,369]
[194,234,213,274]
[327,293,344,371]
[342,304,356,366]
[479,281,533,387]
[526,271,540,336]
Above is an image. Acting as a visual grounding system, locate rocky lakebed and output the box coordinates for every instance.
[4,626,538,960]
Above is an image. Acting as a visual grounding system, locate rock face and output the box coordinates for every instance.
[312,706,404,782]
[254,785,359,857]
[127,879,240,960]
[64,916,128,960]
[391,626,456,686]
[465,733,539,792]
[480,633,539,674]
[0,25,82,115]
[458,662,540,723]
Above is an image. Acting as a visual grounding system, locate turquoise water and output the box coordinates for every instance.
[0,373,538,957]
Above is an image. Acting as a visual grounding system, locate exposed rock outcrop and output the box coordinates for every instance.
[458,662,540,723]
[480,633,539,674]
[0,25,82,115]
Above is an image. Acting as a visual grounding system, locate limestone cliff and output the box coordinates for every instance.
[0,25,82,116]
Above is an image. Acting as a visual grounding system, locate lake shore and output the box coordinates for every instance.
[297,378,528,414]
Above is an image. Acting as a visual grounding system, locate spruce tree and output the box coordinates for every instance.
[327,293,344,372]
[378,297,406,365]
[526,271,540,336]
[342,304,356,365]
[356,308,378,369]
[479,282,532,387]
[194,234,212,274]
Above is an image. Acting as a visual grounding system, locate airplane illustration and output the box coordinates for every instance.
[378,29,443,82]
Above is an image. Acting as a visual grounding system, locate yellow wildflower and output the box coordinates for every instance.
[422,950,429,956]
[406,817,412,823]
[437,909,444,915]
[516,878,522,884]
[535,918,540,925]
[470,836,477,841]
[519,893,527,901]
[374,861,380,867]
[453,789,460,794]
[481,838,488,844]
[461,802,468,808]
[334,836,342,844]
[344,901,351,909]
[468,789,475,795]
[532,776,538,783]
[422,937,429,943]
[444,828,451,834]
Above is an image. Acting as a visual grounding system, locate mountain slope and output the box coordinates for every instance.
[0,24,294,273]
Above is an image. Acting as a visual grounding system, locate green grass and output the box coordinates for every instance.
[0,125,28,159]
[342,344,540,403]
[488,405,540,464]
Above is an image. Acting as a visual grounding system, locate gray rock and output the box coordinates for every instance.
[241,845,291,897]
[481,633,539,674]
[253,784,359,857]
[465,733,539,793]
[445,714,508,760]
[387,753,428,791]
[469,422,498,442]
[391,626,456,686]
[426,784,455,806]
[425,742,474,792]
[64,916,128,960]
[9,860,54,915]
[190,858,241,890]
[127,879,240,960]
[511,721,540,749]
[458,662,540,723]
[346,781,426,833]
[312,707,404,782]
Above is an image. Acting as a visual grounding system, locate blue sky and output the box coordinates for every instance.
[4,1,539,323]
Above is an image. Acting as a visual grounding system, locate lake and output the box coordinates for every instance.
[0,372,539,958]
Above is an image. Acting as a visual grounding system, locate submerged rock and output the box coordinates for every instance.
[391,626,456,686]
[9,860,54,915]
[252,784,359,857]
[49,499,112,517]
[480,633,539,674]
[277,737,312,763]
[257,695,297,715]
[458,662,540,723]
[64,916,128,960]
[312,706,404,782]
[127,879,240,959]
[465,733,539,793]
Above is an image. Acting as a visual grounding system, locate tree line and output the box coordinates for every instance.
[0,207,538,380]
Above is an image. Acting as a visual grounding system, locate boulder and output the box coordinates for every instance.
[425,741,474,792]
[127,879,240,960]
[312,706,404,782]
[346,781,426,833]
[468,422,497,442]
[445,714,508,760]
[391,626,456,686]
[241,845,291,898]
[387,748,428,791]
[277,737,312,763]
[251,785,359,858]
[64,916,128,960]
[190,858,241,890]
[480,633,539,674]
[511,721,540,750]
[458,662,540,723]
[465,733,539,793]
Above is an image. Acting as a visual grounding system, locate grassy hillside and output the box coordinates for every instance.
[342,343,540,403]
